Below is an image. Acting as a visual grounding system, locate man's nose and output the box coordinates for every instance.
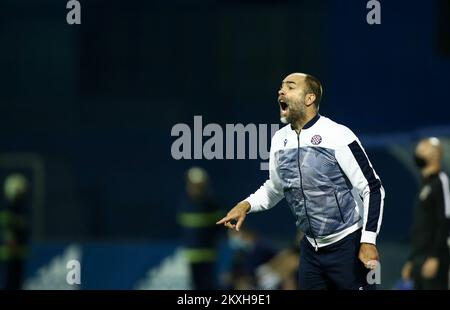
[278,88,284,96]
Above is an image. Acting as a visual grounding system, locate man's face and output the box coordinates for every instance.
[186,181,206,200]
[278,74,307,124]
[415,141,429,161]
[415,138,441,168]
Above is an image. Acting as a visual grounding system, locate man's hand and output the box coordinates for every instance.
[421,257,439,279]
[358,243,379,269]
[401,261,413,281]
[216,201,250,231]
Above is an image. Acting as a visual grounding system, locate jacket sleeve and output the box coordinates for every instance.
[443,173,450,249]
[430,172,450,257]
[335,130,385,245]
[245,135,284,213]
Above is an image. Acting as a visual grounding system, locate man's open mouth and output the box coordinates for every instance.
[279,99,288,111]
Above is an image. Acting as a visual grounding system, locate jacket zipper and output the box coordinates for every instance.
[297,132,318,251]
[334,192,345,223]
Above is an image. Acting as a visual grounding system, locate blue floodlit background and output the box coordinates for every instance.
[0,0,449,289]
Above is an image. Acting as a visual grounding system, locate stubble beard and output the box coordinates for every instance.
[280,97,306,127]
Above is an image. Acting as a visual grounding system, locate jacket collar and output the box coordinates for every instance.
[290,113,321,131]
[303,113,321,129]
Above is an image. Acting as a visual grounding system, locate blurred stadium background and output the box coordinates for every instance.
[0,0,449,289]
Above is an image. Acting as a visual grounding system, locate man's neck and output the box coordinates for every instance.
[292,112,317,134]
[421,164,440,178]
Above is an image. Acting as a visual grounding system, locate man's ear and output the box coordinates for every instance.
[305,93,316,107]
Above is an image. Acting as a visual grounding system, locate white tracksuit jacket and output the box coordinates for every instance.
[246,114,385,249]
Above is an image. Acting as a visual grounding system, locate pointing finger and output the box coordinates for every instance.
[216,215,232,225]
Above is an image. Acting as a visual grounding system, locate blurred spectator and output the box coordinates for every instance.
[256,231,303,290]
[0,174,30,290]
[401,138,450,289]
[222,228,277,290]
[177,167,222,289]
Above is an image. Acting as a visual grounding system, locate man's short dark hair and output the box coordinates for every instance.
[304,75,323,109]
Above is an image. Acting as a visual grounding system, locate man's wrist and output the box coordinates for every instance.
[240,200,251,213]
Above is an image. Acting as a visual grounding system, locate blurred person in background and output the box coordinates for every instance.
[222,228,277,290]
[401,137,450,290]
[0,174,30,290]
[255,230,303,290]
[177,167,223,289]
[217,72,385,290]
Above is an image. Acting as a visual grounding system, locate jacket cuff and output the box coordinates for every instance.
[360,231,377,245]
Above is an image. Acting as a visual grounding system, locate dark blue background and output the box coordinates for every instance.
[0,0,449,243]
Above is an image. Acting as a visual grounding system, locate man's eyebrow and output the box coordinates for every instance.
[282,81,297,85]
